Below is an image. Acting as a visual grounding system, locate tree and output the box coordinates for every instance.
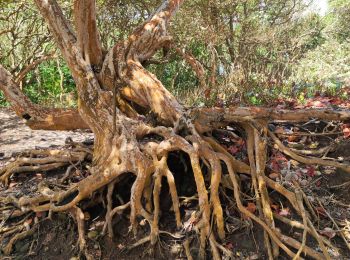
[1,1,350,259]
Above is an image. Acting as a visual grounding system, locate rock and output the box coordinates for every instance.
[15,241,30,253]
[249,253,259,260]
[170,244,182,255]
[300,179,308,186]
[87,230,98,239]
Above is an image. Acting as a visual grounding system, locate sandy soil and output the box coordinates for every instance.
[0,108,93,163]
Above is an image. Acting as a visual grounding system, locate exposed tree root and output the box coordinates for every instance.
[2,227,36,255]
[69,206,93,260]
[0,148,89,187]
[2,116,349,259]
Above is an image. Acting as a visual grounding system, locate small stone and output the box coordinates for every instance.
[249,253,259,260]
[170,244,182,255]
[15,241,30,253]
[87,230,98,239]
[117,243,125,250]
[300,179,308,186]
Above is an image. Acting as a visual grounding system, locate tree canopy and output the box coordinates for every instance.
[1,0,349,107]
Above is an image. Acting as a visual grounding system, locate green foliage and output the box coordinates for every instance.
[1,0,350,108]
[0,92,9,106]
[24,61,77,107]
[292,40,350,87]
[328,0,350,42]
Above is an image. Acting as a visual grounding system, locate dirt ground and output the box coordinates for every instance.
[0,108,350,259]
[0,108,93,163]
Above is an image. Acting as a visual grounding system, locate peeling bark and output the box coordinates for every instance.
[73,0,103,68]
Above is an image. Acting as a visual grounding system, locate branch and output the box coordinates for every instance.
[173,47,207,89]
[34,0,114,131]
[191,107,350,133]
[99,0,185,125]
[73,0,103,67]
[15,53,56,84]
[0,65,88,130]
[33,0,78,70]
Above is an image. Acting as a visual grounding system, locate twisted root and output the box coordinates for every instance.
[1,119,349,259]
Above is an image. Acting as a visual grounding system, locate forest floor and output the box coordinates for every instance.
[0,104,350,260]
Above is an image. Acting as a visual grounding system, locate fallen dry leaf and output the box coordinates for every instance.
[342,124,350,139]
[306,166,315,177]
[139,219,147,226]
[278,207,290,217]
[246,202,256,214]
[25,218,33,225]
[287,135,299,142]
[269,172,280,179]
[320,227,336,239]
[224,242,234,251]
[9,182,17,188]
[117,243,125,250]
[227,145,239,155]
[274,126,285,134]
[315,207,327,217]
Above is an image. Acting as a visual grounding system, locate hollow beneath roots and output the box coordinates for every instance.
[1,118,350,260]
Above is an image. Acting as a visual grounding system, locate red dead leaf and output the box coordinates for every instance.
[228,145,239,155]
[287,135,298,142]
[342,124,350,139]
[270,160,280,172]
[306,166,315,177]
[269,172,280,179]
[246,202,256,214]
[224,242,234,251]
[236,138,245,146]
[204,88,211,99]
[315,207,327,217]
[320,227,336,239]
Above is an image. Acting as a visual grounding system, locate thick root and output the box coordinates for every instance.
[1,118,349,259]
